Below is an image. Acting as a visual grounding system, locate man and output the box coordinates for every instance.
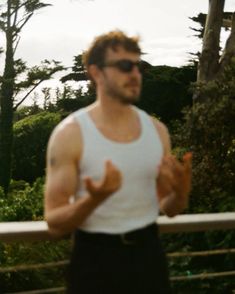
[44,30,192,294]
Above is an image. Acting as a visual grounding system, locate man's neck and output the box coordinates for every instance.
[90,97,134,126]
[86,96,141,143]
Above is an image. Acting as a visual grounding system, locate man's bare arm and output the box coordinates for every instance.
[153,118,192,217]
[44,118,122,237]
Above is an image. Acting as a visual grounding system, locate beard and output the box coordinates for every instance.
[104,77,142,105]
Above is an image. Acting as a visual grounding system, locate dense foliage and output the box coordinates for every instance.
[173,64,235,213]
[164,63,235,293]
[138,64,196,124]
[0,178,44,221]
[0,179,70,292]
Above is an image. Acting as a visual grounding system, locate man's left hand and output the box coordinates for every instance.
[157,152,192,216]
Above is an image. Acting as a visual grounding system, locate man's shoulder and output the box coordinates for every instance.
[52,114,80,138]
[48,112,82,153]
[150,116,169,134]
[135,107,169,138]
[150,116,171,154]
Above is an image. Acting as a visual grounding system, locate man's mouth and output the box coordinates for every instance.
[125,83,140,88]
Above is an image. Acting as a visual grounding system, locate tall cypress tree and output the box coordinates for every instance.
[0,1,56,194]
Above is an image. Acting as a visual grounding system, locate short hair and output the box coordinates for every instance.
[82,30,142,70]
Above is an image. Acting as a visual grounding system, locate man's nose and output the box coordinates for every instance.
[131,65,141,76]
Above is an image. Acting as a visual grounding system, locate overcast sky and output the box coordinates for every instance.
[14,0,234,67]
[16,0,208,67]
[1,0,235,105]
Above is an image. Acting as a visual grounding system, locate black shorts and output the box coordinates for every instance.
[67,223,171,294]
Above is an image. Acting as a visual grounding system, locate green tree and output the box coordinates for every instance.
[189,8,233,66]
[60,54,87,83]
[167,5,235,290]
[194,0,235,101]
[185,1,235,209]
[59,54,96,113]
[137,63,196,124]
[189,12,233,40]
[0,1,64,194]
[174,66,235,213]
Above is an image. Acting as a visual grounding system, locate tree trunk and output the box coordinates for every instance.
[193,0,225,103]
[218,13,235,75]
[197,0,225,83]
[0,4,15,194]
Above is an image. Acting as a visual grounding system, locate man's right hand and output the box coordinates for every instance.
[83,160,122,202]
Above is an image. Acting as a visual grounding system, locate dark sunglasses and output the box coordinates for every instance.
[101,59,143,73]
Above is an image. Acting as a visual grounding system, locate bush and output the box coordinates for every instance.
[0,178,44,222]
[12,112,62,183]
[0,240,71,292]
[172,66,235,213]
[0,178,71,292]
[166,64,235,293]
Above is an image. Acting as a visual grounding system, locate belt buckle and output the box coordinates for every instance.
[120,233,135,245]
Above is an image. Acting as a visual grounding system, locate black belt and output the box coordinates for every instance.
[75,223,158,246]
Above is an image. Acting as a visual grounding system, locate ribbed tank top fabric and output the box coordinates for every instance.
[73,106,163,234]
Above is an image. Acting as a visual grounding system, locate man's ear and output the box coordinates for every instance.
[88,64,102,84]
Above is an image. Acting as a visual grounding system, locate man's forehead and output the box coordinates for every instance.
[105,46,140,60]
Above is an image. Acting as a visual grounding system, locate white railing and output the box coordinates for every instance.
[0,212,235,242]
[1,212,235,294]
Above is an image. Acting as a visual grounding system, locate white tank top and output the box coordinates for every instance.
[73,106,163,234]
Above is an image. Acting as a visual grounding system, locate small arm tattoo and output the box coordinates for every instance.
[49,157,57,166]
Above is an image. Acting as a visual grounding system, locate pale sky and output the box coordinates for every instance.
[16,0,208,67]
[1,0,235,105]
